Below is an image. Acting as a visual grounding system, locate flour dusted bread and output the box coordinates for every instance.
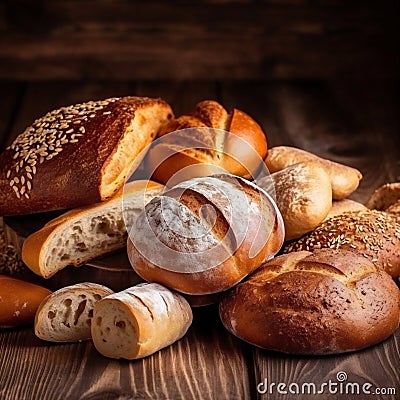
[127,174,284,295]
[34,282,114,342]
[259,162,332,240]
[146,100,268,183]
[285,209,400,278]
[0,275,52,328]
[22,180,163,278]
[219,249,400,355]
[265,146,362,200]
[0,97,173,215]
[91,283,193,359]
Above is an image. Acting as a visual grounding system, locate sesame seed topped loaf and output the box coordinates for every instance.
[284,209,400,279]
[0,97,173,216]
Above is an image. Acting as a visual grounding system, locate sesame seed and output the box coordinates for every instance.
[6,170,11,178]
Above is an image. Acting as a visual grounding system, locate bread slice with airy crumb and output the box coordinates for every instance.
[22,180,163,278]
[34,282,114,342]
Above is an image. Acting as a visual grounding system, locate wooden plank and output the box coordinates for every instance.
[0,1,397,80]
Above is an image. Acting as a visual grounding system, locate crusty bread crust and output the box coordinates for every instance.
[220,249,400,355]
[0,97,173,216]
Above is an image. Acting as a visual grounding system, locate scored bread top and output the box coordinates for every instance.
[0,96,173,216]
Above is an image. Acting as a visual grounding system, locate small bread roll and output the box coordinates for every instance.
[0,275,52,328]
[220,249,400,355]
[259,162,332,240]
[325,199,367,220]
[285,209,400,278]
[265,146,362,200]
[91,283,193,360]
[34,282,113,342]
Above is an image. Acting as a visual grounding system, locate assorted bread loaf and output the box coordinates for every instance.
[0,275,52,328]
[0,95,399,359]
[22,180,163,278]
[0,97,173,216]
[34,282,114,342]
[127,174,284,295]
[145,100,268,184]
[220,249,400,355]
[91,283,193,359]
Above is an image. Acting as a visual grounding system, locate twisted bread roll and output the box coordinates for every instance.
[146,100,268,184]
[0,97,173,215]
[220,249,400,355]
[127,174,284,295]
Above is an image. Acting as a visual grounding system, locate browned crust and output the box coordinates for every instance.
[219,249,400,355]
[0,97,172,216]
[284,209,400,278]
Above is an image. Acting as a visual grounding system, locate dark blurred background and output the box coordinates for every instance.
[0,0,398,81]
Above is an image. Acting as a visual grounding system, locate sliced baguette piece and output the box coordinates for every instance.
[91,283,193,359]
[22,180,163,278]
[34,282,113,342]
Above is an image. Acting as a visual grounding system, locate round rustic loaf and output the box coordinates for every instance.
[219,249,400,355]
[0,97,173,216]
[127,174,285,295]
[365,182,400,213]
[145,100,268,184]
[284,209,400,279]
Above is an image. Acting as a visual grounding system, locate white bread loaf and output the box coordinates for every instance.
[22,180,163,278]
[265,146,362,200]
[127,174,284,295]
[91,283,193,359]
[34,282,114,342]
[220,249,400,355]
[0,97,173,216]
[146,100,268,183]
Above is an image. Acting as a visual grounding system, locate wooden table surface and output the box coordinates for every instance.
[0,80,399,400]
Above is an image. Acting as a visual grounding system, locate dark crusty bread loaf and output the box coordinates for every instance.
[219,249,400,355]
[284,209,400,279]
[146,100,268,184]
[265,146,362,200]
[0,97,173,216]
[365,182,400,213]
[127,174,284,295]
